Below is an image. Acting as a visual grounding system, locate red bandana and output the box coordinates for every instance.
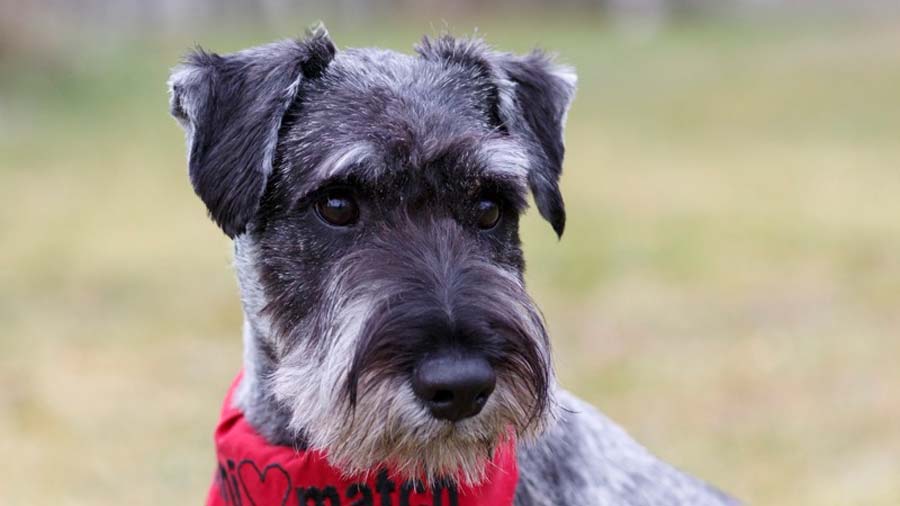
[207,373,519,506]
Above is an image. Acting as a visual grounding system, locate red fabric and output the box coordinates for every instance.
[207,372,519,506]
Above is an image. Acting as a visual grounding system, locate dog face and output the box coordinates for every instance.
[169,28,576,483]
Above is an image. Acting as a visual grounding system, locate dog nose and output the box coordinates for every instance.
[412,355,496,422]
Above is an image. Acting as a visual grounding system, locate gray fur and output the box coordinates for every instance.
[515,390,739,505]
[168,27,739,505]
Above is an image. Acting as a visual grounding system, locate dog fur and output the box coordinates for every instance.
[168,26,738,505]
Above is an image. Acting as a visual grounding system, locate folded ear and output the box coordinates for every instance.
[494,51,576,238]
[168,28,335,238]
[417,37,576,237]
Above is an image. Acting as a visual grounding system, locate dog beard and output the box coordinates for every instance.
[268,224,556,483]
[273,363,552,484]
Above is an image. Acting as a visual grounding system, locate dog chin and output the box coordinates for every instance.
[324,412,509,485]
[294,378,542,485]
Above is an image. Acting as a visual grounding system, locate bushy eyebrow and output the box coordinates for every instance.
[468,137,532,213]
[315,143,377,179]
[478,137,530,182]
[292,134,532,204]
[292,143,380,199]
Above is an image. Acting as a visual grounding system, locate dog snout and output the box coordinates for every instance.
[412,354,496,422]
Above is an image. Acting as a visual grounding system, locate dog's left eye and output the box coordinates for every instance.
[476,199,501,230]
[315,190,359,227]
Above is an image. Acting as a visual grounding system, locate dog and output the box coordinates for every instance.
[168,26,739,506]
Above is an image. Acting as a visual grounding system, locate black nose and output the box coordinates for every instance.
[412,355,496,422]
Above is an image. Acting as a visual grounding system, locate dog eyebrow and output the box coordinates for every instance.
[294,143,380,198]
[479,137,530,182]
[297,136,530,202]
[315,143,376,179]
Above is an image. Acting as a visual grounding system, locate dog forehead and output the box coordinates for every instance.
[328,47,491,117]
[293,48,495,147]
[277,47,530,196]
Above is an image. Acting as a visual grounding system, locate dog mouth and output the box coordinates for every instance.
[271,354,550,484]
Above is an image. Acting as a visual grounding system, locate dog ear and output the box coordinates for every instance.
[494,51,576,238]
[417,37,576,237]
[168,27,335,238]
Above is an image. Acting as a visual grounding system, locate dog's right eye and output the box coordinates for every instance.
[476,199,501,230]
[315,190,359,227]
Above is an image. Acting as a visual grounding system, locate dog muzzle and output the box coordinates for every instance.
[206,372,519,506]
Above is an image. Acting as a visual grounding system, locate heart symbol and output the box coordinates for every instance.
[237,459,293,506]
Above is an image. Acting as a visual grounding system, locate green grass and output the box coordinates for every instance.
[2,15,899,506]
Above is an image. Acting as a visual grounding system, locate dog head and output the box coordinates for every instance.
[169,26,576,483]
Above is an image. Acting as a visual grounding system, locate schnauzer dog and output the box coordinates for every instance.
[169,26,738,506]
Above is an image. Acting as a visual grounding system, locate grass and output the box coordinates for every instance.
[2,14,899,506]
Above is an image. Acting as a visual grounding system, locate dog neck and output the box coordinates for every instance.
[211,372,520,506]
[233,318,306,447]
[232,236,308,448]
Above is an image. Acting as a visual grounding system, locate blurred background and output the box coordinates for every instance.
[2,1,899,505]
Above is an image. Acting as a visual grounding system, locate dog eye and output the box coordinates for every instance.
[476,199,501,230]
[315,190,359,227]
